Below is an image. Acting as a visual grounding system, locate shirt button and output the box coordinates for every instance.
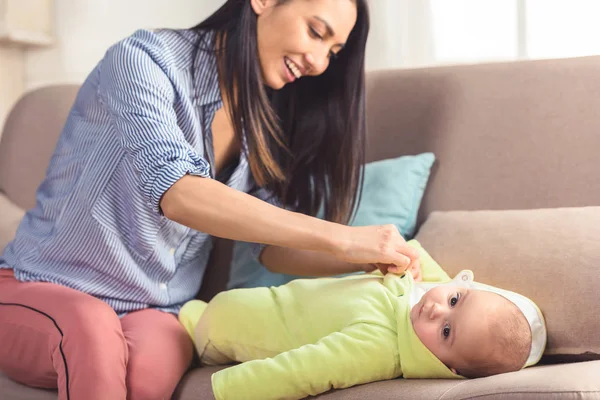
[160,283,168,290]
[169,248,176,256]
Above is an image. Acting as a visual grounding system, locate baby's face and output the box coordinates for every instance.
[410,285,506,374]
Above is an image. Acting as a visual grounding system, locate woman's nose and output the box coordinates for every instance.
[304,51,329,76]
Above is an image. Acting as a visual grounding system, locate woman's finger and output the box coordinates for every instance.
[398,254,411,269]
[396,244,420,261]
[388,253,410,272]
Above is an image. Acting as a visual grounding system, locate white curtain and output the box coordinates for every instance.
[365,0,600,71]
[365,0,435,71]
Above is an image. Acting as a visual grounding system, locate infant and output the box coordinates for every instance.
[410,282,532,378]
[179,240,546,400]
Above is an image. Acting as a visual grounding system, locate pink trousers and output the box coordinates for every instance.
[0,269,193,400]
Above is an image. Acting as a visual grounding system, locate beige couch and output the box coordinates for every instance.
[2,56,600,399]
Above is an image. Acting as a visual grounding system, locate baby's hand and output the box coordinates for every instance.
[408,259,422,282]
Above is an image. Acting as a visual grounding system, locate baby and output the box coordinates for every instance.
[410,281,532,378]
[179,240,546,400]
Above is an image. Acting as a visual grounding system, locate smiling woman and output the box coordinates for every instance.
[0,1,426,399]
[192,0,369,225]
[253,1,356,88]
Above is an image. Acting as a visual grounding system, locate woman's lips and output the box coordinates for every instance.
[283,58,296,83]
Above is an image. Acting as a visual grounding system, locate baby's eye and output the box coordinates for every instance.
[450,293,460,307]
[443,323,451,339]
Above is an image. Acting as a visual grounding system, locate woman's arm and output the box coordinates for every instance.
[259,245,373,276]
[162,175,343,254]
[161,175,418,270]
[260,245,422,277]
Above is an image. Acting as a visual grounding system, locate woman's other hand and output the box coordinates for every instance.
[335,224,419,273]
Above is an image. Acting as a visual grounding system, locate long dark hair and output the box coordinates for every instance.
[192,0,369,224]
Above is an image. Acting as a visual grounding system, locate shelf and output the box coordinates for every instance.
[0,0,53,47]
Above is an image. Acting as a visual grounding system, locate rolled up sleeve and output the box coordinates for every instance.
[97,29,211,214]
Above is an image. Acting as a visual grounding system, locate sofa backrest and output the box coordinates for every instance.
[0,85,79,210]
[3,56,599,215]
[365,55,600,225]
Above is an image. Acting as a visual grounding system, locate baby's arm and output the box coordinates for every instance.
[211,323,400,400]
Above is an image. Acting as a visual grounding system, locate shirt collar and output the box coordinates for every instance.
[193,30,222,107]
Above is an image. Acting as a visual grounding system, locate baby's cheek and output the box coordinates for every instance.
[413,322,436,349]
[412,321,425,340]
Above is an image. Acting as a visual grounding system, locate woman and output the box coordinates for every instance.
[0,0,419,399]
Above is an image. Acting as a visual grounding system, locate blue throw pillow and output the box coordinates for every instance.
[227,153,436,289]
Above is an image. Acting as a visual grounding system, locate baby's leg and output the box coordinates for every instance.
[179,299,208,339]
[194,287,297,366]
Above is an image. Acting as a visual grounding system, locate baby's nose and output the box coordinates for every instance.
[429,303,443,320]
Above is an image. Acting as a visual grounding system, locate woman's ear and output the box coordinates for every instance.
[250,0,276,16]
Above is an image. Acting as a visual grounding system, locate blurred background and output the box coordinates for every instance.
[1,0,600,129]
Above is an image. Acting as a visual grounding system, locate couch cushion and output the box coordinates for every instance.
[415,207,600,359]
[5,361,600,400]
[0,85,79,210]
[0,372,56,400]
[435,361,600,400]
[0,192,25,254]
[170,361,600,400]
[318,361,600,399]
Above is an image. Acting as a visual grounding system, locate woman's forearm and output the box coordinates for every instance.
[161,175,348,255]
[259,245,373,277]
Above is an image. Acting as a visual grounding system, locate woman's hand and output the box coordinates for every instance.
[335,224,419,274]
[369,258,422,280]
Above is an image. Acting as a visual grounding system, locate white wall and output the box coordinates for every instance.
[24,0,434,89]
[24,0,222,90]
[365,0,435,71]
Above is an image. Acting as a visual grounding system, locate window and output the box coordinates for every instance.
[430,0,600,65]
[431,0,518,64]
[526,0,600,59]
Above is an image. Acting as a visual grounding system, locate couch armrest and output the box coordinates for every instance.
[0,191,25,254]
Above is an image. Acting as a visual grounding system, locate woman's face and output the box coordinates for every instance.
[252,0,357,89]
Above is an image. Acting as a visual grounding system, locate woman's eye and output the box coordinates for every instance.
[309,27,323,40]
[443,324,451,338]
[450,293,460,307]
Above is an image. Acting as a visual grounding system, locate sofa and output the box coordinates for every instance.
[2,55,600,399]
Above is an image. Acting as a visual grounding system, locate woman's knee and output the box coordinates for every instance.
[0,316,60,388]
[125,338,190,400]
[0,289,126,390]
[123,309,192,400]
[60,297,127,358]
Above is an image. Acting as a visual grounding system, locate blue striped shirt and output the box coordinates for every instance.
[0,29,275,314]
